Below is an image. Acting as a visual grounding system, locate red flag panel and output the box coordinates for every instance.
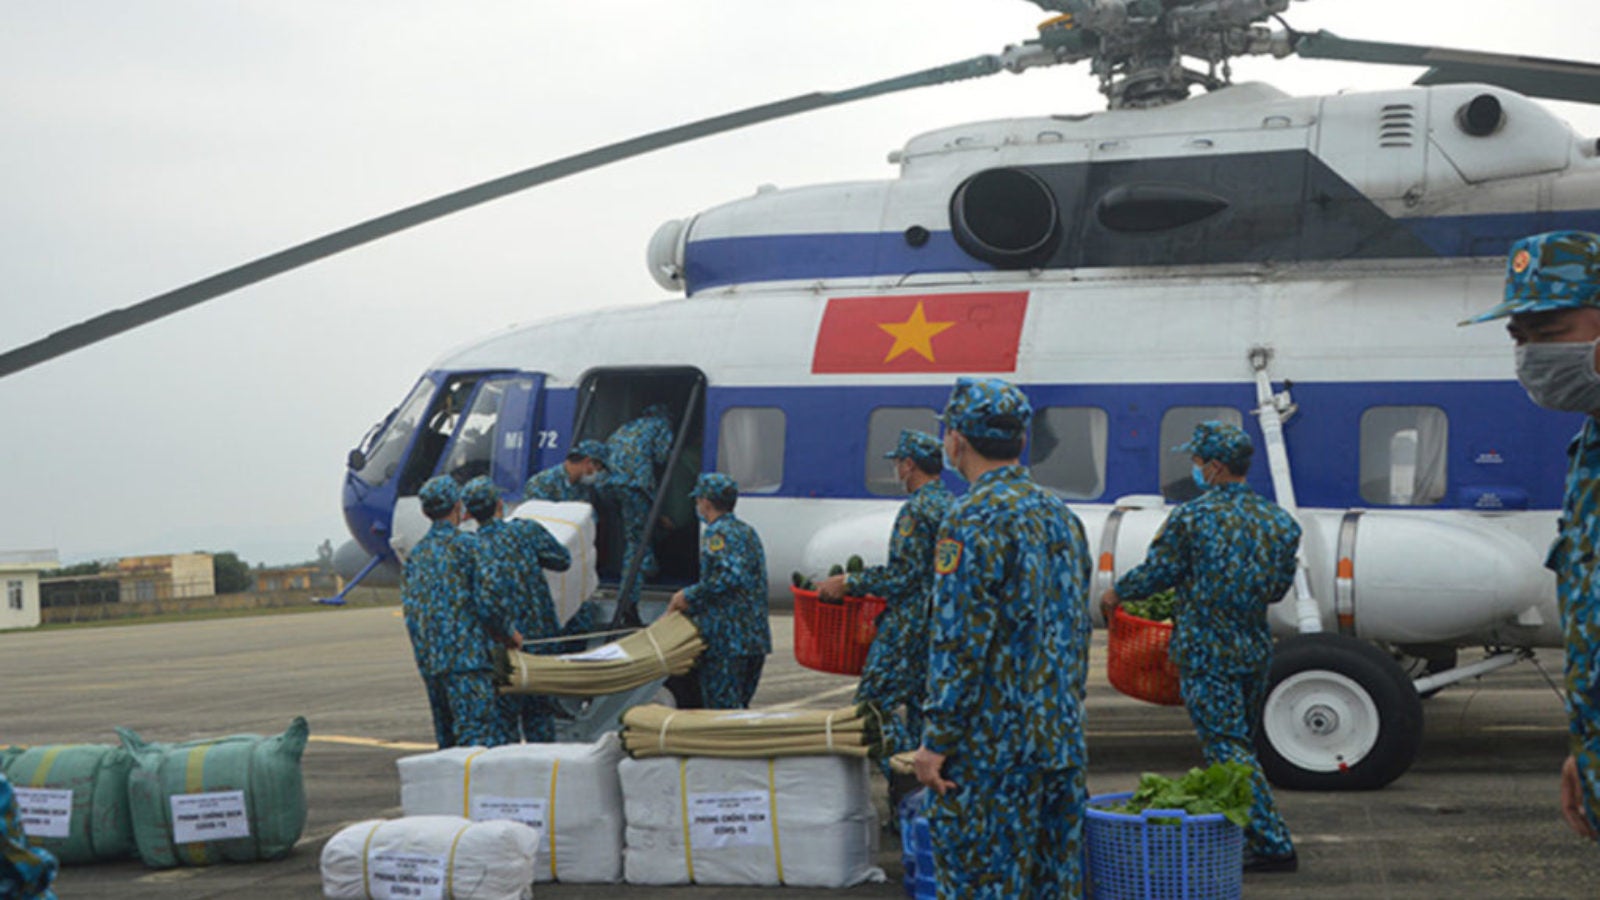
[811,291,1029,374]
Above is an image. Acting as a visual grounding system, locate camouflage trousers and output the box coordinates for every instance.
[856,616,927,775]
[927,759,1086,899]
[423,671,516,749]
[616,486,659,581]
[500,695,555,743]
[696,653,766,709]
[1180,666,1295,858]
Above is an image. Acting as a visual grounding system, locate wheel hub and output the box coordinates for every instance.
[1263,670,1380,773]
[1304,704,1340,735]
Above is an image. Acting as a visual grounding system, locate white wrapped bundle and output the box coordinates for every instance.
[396,735,625,883]
[509,499,598,624]
[320,816,537,900]
[618,755,884,888]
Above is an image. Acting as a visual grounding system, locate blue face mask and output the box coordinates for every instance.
[1191,463,1210,491]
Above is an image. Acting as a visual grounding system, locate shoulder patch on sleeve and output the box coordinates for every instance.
[935,538,963,575]
[706,534,726,553]
[898,516,916,537]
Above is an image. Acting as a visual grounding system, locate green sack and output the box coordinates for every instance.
[117,717,309,869]
[0,743,136,864]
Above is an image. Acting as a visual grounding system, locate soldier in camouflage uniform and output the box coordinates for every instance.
[403,476,518,749]
[667,473,773,709]
[463,476,574,742]
[913,378,1093,900]
[523,439,609,503]
[1104,420,1301,871]
[1,772,56,900]
[603,404,675,582]
[817,429,953,772]
[1463,230,1600,841]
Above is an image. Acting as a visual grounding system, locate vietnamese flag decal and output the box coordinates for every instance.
[811,292,1029,374]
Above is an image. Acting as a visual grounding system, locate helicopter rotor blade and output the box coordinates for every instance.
[1293,30,1600,105]
[0,54,1006,380]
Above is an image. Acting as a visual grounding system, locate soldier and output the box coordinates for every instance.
[523,439,609,503]
[666,473,773,709]
[402,475,518,749]
[1461,231,1600,841]
[1102,420,1300,872]
[462,476,573,742]
[816,429,953,776]
[912,377,1093,899]
[603,403,675,582]
[1,771,57,900]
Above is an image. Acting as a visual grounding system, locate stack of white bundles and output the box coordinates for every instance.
[396,734,625,883]
[320,816,538,900]
[618,755,885,888]
[510,499,598,624]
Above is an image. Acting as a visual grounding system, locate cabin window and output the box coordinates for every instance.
[717,407,785,494]
[1360,406,1448,505]
[866,407,940,496]
[6,580,21,611]
[1031,407,1109,500]
[1159,406,1245,502]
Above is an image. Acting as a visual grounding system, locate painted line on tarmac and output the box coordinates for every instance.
[765,682,860,710]
[1086,728,1200,738]
[309,734,436,751]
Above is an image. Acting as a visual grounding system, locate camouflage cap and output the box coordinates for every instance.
[941,377,1032,440]
[460,475,501,519]
[419,475,461,518]
[568,439,610,468]
[1175,420,1253,467]
[883,429,943,467]
[1461,231,1600,325]
[643,402,672,420]
[688,472,739,505]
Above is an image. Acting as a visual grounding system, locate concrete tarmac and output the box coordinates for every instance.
[3,605,1597,899]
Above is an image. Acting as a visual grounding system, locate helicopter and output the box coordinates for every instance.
[5,0,1600,792]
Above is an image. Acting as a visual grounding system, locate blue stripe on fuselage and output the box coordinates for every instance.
[682,210,1600,293]
[529,379,1581,512]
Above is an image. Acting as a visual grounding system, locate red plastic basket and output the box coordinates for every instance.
[1107,607,1184,706]
[791,586,888,676]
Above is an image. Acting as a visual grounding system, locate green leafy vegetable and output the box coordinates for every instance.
[1121,588,1177,622]
[1112,761,1254,828]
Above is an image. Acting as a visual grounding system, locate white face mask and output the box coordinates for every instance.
[1515,339,1600,413]
[579,472,599,486]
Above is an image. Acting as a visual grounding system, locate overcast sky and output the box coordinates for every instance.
[2,1,1597,566]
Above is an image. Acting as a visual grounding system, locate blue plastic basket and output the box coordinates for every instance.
[898,788,936,899]
[1085,792,1243,900]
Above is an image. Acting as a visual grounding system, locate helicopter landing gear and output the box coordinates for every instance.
[1257,633,1423,791]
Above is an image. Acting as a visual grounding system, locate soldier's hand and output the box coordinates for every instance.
[912,746,955,796]
[816,574,848,601]
[1099,588,1121,626]
[667,590,689,615]
[1562,754,1597,839]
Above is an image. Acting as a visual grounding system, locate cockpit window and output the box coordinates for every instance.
[353,378,436,487]
[398,375,483,495]
[442,379,509,484]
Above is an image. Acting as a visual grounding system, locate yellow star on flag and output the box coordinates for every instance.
[878,301,955,363]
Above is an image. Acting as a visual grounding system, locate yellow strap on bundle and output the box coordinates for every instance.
[445,821,472,898]
[496,612,705,697]
[677,758,695,883]
[547,760,560,881]
[30,746,67,787]
[359,821,384,900]
[182,744,214,867]
[767,759,784,885]
[460,749,488,818]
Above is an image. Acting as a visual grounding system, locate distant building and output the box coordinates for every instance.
[254,565,343,594]
[0,550,60,630]
[116,553,215,602]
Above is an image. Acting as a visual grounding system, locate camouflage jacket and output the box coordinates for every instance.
[1,773,57,900]
[1549,417,1600,754]
[848,480,954,621]
[605,414,673,490]
[683,512,773,658]
[1116,481,1300,675]
[402,521,513,676]
[474,517,571,651]
[523,464,589,503]
[923,465,1092,770]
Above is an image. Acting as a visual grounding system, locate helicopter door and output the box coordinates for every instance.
[484,373,544,495]
[571,367,707,591]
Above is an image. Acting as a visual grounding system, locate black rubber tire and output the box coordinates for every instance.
[1255,634,1424,791]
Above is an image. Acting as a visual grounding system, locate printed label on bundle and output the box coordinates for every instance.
[688,790,772,849]
[14,788,72,839]
[170,790,251,844]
